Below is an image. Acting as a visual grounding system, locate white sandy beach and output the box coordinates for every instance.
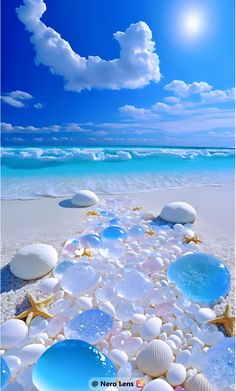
[1,185,235,323]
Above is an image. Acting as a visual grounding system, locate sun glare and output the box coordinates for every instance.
[180,9,205,39]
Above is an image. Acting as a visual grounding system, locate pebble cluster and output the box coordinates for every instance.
[0,198,234,391]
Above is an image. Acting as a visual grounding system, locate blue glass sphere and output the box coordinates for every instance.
[1,357,10,389]
[102,226,127,241]
[109,218,121,225]
[80,234,102,249]
[167,253,230,305]
[202,337,235,390]
[64,309,113,343]
[127,225,145,238]
[53,260,74,279]
[33,339,117,391]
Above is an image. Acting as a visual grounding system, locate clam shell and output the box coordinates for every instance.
[136,340,174,377]
[143,378,173,391]
[166,363,186,386]
[184,373,214,391]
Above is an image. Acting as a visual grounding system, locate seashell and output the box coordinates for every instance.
[132,314,146,324]
[184,373,214,391]
[140,317,162,340]
[143,378,173,391]
[166,363,186,386]
[176,350,192,369]
[136,339,174,377]
[109,349,128,367]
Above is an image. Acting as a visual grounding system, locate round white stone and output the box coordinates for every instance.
[1,320,28,349]
[71,190,99,207]
[140,317,162,340]
[166,363,186,386]
[160,202,197,224]
[143,378,173,391]
[3,355,22,376]
[109,349,128,367]
[20,344,46,365]
[195,308,216,324]
[10,244,58,280]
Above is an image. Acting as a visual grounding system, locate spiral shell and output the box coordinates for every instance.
[184,373,214,391]
[136,339,174,377]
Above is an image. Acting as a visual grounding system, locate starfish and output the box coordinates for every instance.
[86,210,99,216]
[132,207,142,211]
[207,304,235,336]
[146,229,156,236]
[183,234,202,244]
[75,247,93,257]
[15,292,55,326]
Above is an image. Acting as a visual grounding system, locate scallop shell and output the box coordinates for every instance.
[143,378,173,391]
[184,373,214,391]
[166,363,186,386]
[136,339,174,377]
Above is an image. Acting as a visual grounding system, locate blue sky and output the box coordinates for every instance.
[1,0,235,147]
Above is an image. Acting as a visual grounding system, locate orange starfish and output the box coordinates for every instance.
[146,229,156,236]
[86,210,100,216]
[132,207,142,211]
[15,292,55,326]
[183,234,202,244]
[208,304,235,336]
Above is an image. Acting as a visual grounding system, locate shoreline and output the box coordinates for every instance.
[1,184,235,323]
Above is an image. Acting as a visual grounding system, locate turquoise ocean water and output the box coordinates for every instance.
[1,146,235,200]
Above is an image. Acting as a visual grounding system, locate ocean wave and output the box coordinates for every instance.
[1,146,235,165]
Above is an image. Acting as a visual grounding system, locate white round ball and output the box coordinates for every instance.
[71,190,99,207]
[1,320,28,349]
[166,363,186,386]
[10,243,58,280]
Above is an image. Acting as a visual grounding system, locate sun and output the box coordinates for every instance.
[181,9,205,38]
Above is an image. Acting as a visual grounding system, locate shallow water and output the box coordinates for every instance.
[1,146,234,199]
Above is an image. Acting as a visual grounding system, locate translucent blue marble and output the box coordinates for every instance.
[33,339,117,391]
[202,337,235,390]
[109,218,121,225]
[1,357,10,389]
[167,253,230,305]
[53,260,74,279]
[102,226,127,241]
[127,225,145,238]
[64,309,113,343]
[80,234,102,249]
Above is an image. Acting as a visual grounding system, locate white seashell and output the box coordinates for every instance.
[39,278,59,294]
[136,340,174,377]
[184,373,214,391]
[140,317,162,340]
[0,320,28,349]
[28,317,48,338]
[100,301,116,317]
[176,350,192,368]
[132,314,146,324]
[189,337,205,348]
[71,190,99,207]
[160,202,196,224]
[76,297,93,310]
[109,349,128,367]
[20,344,45,365]
[10,243,58,280]
[3,355,22,376]
[143,378,173,391]
[166,363,186,386]
[168,334,182,347]
[195,308,216,324]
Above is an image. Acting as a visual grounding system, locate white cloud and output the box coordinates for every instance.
[1,122,90,133]
[201,88,235,103]
[1,90,32,108]
[16,0,160,92]
[34,102,43,109]
[119,104,155,119]
[164,80,212,97]
[1,90,44,109]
